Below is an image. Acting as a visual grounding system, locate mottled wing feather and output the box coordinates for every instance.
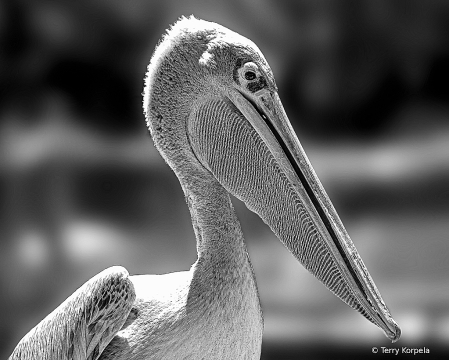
[9,266,136,360]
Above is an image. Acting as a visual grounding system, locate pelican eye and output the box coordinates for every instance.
[237,62,259,82]
[235,61,269,93]
[244,71,256,81]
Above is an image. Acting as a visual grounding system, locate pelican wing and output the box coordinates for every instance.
[9,266,136,360]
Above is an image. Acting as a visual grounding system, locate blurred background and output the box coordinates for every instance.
[1,0,449,358]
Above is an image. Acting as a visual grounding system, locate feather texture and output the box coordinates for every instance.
[9,267,135,360]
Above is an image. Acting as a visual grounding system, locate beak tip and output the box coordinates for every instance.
[386,319,401,343]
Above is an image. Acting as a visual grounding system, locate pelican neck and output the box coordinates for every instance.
[184,177,250,267]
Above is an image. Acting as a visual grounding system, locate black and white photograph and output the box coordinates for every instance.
[1,1,449,359]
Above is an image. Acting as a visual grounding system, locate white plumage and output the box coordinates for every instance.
[9,16,400,360]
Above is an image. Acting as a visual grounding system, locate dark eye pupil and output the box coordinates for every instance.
[244,71,256,80]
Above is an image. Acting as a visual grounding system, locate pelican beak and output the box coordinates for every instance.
[227,87,401,342]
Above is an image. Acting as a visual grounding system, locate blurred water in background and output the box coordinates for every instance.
[1,0,449,358]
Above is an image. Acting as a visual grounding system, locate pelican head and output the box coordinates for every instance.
[143,16,400,342]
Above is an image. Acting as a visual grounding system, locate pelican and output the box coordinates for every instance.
[9,16,400,360]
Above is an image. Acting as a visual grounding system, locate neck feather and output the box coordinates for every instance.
[183,173,249,266]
